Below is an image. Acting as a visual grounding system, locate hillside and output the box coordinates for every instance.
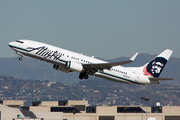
[0,75,179,106]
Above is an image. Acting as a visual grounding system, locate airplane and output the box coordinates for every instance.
[8,40,174,85]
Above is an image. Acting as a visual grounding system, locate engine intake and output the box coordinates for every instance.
[53,64,69,73]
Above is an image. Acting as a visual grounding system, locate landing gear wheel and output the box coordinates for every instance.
[19,57,23,61]
[84,75,89,79]
[79,73,89,80]
[79,75,83,80]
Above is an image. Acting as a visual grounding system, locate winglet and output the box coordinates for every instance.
[129,52,138,62]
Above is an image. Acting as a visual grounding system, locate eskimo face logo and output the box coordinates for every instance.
[151,61,164,74]
[145,57,167,77]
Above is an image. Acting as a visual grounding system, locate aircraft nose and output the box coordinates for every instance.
[8,41,16,47]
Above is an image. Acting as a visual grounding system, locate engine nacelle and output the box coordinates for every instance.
[53,64,69,73]
[65,61,84,72]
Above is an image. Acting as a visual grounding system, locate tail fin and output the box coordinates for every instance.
[143,49,173,77]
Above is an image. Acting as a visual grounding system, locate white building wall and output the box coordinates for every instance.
[68,100,88,106]
[63,114,96,120]
[29,106,50,112]
[40,101,58,106]
[1,100,24,106]
[0,104,25,120]
[35,112,63,120]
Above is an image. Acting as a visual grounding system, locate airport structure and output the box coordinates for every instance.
[0,100,180,120]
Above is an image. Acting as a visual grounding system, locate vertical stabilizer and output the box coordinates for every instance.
[143,49,173,77]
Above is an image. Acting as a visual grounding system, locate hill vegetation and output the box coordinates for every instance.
[0,75,180,106]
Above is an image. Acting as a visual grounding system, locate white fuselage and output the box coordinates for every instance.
[8,40,156,85]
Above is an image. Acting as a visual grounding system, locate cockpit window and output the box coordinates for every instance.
[16,40,24,43]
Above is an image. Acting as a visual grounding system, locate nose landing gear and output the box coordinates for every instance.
[19,57,23,61]
[16,52,23,61]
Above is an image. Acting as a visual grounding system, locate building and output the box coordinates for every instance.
[0,100,61,120]
[0,100,24,108]
[0,100,180,120]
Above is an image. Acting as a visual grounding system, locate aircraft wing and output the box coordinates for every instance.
[83,53,138,71]
[149,77,175,81]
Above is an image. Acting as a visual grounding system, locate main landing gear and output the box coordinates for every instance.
[79,72,89,80]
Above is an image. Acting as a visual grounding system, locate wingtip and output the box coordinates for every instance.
[130,52,139,61]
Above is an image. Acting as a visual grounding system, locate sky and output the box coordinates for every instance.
[0,0,180,59]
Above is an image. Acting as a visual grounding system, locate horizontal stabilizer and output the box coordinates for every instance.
[149,77,174,81]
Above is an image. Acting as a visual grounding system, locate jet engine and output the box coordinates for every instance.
[53,64,69,73]
[65,61,84,72]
